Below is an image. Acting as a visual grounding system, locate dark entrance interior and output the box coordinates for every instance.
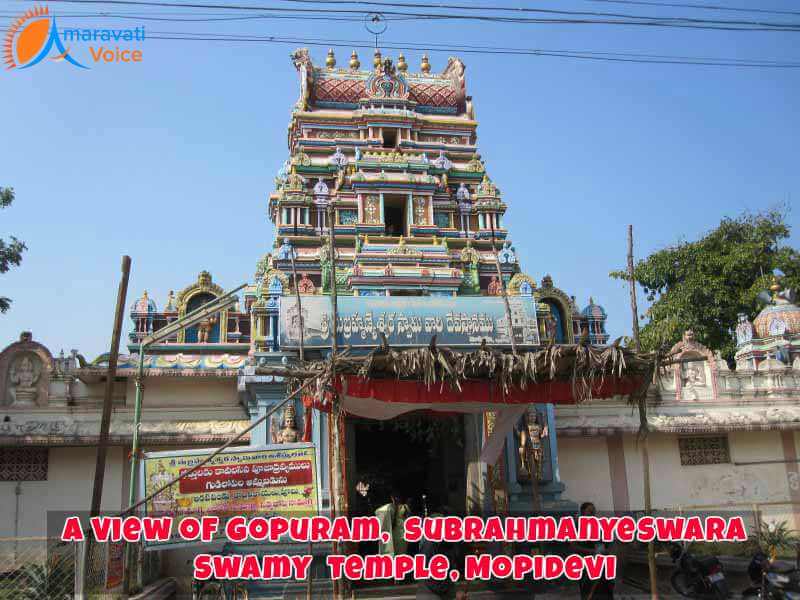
[349,414,466,520]
[383,195,406,237]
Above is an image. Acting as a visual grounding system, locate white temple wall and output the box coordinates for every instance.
[557,437,614,511]
[0,446,124,538]
[558,430,797,528]
[126,377,240,409]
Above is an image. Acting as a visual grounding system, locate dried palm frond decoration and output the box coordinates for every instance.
[256,336,660,408]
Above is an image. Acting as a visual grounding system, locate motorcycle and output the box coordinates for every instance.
[742,550,800,599]
[668,542,730,599]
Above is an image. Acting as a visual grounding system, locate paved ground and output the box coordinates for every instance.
[352,563,753,599]
[171,562,754,598]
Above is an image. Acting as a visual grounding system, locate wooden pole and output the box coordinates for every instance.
[489,224,518,355]
[87,255,130,591]
[327,204,346,600]
[288,246,313,600]
[90,255,131,516]
[627,225,642,352]
[627,225,658,599]
[489,224,530,514]
[289,246,305,363]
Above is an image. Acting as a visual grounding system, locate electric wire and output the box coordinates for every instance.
[9,0,800,31]
[233,0,800,21]
[3,1,799,67]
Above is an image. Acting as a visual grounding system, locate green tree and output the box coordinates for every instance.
[611,209,800,362]
[1,187,27,313]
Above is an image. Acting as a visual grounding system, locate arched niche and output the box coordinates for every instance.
[175,271,227,344]
[0,332,54,407]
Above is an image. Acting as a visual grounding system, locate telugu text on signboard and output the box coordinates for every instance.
[279,296,539,348]
[140,444,320,547]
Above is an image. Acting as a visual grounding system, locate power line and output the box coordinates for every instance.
[251,0,800,21]
[569,0,800,18]
[14,0,800,31]
[141,33,800,66]
[2,9,796,66]
[4,21,790,67]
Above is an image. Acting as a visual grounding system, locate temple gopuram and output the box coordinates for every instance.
[5,49,800,596]
[240,48,608,518]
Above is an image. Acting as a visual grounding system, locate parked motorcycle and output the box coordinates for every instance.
[742,550,800,600]
[668,542,730,599]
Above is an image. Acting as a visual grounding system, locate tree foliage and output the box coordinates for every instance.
[611,210,800,361]
[1,187,27,313]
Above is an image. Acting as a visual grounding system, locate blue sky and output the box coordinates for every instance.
[1,0,798,358]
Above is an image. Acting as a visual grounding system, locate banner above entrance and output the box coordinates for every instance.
[279,296,540,348]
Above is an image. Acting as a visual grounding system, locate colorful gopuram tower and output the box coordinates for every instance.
[247,48,606,355]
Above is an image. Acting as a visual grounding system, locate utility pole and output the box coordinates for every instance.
[84,256,130,593]
[628,225,658,599]
[90,255,131,517]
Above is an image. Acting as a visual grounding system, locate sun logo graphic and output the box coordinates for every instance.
[4,6,87,70]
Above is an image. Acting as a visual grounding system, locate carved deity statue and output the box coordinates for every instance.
[196,315,217,343]
[364,196,380,224]
[517,408,548,482]
[544,315,558,343]
[487,276,502,296]
[297,273,316,294]
[320,243,333,293]
[414,197,428,225]
[9,355,41,406]
[681,362,706,400]
[274,403,300,444]
[11,356,38,388]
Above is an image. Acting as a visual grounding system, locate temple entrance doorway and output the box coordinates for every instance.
[349,413,466,523]
[383,195,406,236]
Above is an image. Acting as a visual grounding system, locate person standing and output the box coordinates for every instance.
[573,502,615,600]
[416,503,468,600]
[375,489,410,555]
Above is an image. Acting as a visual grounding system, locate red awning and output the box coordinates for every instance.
[328,375,642,420]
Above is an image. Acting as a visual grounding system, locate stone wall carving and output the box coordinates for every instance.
[0,332,53,408]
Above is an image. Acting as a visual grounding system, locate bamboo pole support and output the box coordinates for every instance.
[288,246,314,600]
[327,204,347,600]
[289,243,305,363]
[627,224,658,599]
[489,224,530,513]
[489,224,518,356]
[87,255,130,590]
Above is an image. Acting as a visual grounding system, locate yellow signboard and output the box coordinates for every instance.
[140,444,320,547]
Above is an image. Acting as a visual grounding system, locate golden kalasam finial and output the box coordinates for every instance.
[349,49,360,70]
[326,48,336,68]
[397,53,408,72]
[420,54,431,73]
[373,48,382,69]
[770,275,782,293]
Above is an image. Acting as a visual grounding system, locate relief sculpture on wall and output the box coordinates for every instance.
[9,354,41,407]
[0,332,53,408]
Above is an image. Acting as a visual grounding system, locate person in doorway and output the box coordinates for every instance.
[573,501,615,600]
[375,489,410,555]
[416,502,467,600]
